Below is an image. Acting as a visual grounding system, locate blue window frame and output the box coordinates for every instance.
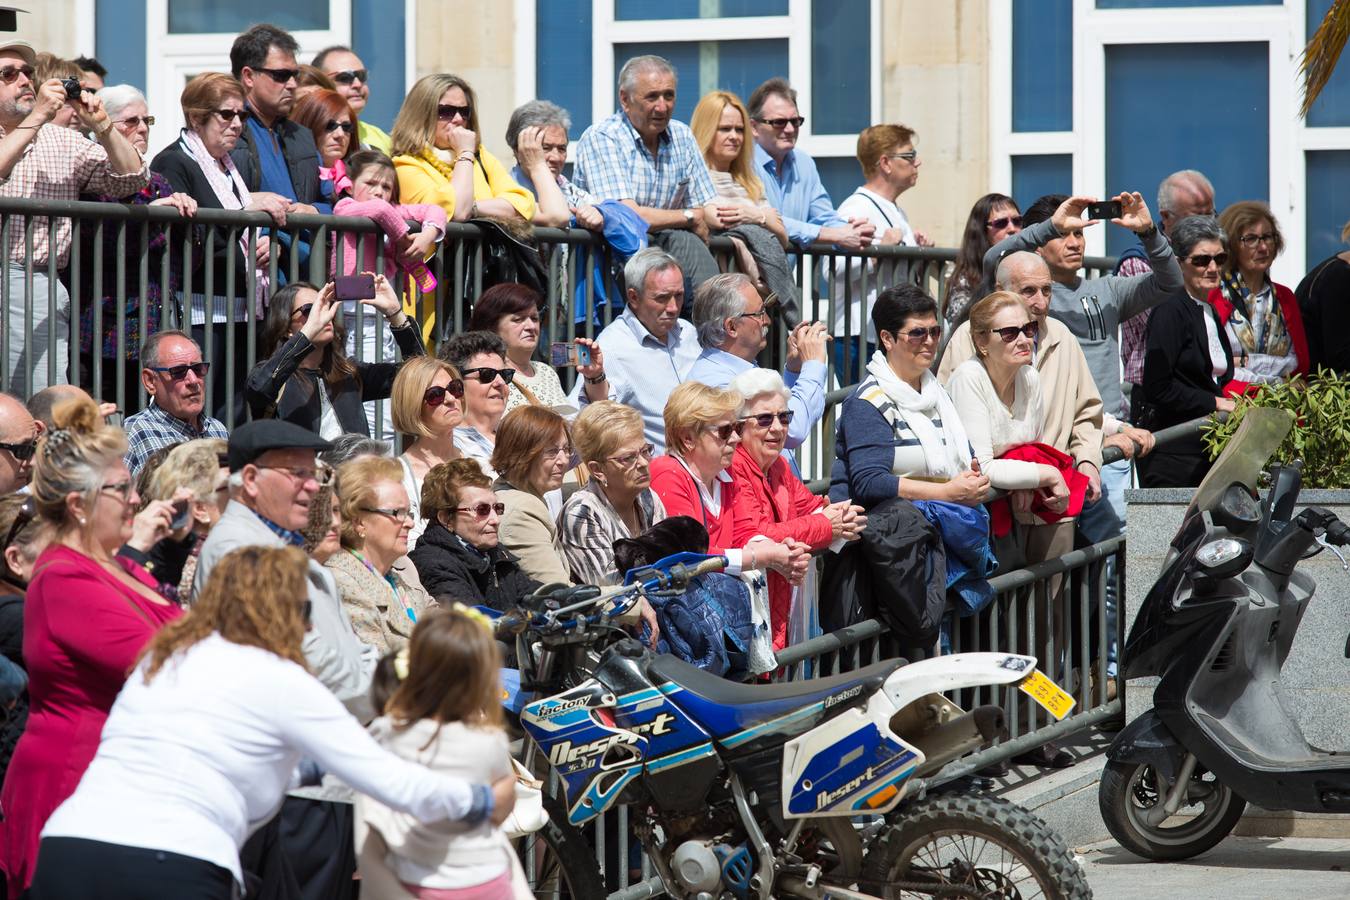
[1011,155,1072,213]
[811,0,871,135]
[616,0,787,19]
[167,0,328,33]
[537,2,594,131]
[1012,0,1072,132]
[1305,151,1350,265]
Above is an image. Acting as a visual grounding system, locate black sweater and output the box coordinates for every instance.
[1137,290,1233,452]
[409,522,540,612]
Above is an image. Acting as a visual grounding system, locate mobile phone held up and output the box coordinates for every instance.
[1085,200,1122,220]
[334,274,376,301]
[170,499,192,532]
[550,342,592,368]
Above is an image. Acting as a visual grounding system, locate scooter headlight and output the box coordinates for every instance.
[1194,538,1252,578]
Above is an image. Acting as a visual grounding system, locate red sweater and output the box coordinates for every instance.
[649,455,738,554]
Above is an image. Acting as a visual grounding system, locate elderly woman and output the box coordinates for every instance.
[140,437,230,603]
[247,278,424,438]
[945,193,1022,325]
[506,99,603,231]
[291,88,358,206]
[1135,216,1235,488]
[34,54,83,130]
[0,396,182,897]
[409,458,540,610]
[326,456,434,653]
[830,284,989,510]
[151,72,290,423]
[730,369,864,650]
[439,331,513,478]
[491,405,573,587]
[72,84,197,407]
[1211,201,1308,393]
[392,356,467,549]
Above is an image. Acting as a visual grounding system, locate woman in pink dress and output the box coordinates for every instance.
[0,395,182,897]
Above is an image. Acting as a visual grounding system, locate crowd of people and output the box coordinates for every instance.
[0,19,1344,900]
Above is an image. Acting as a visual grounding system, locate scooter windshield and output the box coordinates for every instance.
[1185,407,1293,519]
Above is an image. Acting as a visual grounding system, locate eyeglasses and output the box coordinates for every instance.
[254,67,299,84]
[361,506,412,522]
[291,303,314,321]
[329,69,368,85]
[255,465,333,487]
[456,502,505,518]
[212,108,251,123]
[1239,233,1276,247]
[1185,253,1229,269]
[540,445,573,462]
[323,120,355,134]
[987,215,1023,230]
[734,307,771,324]
[894,325,943,345]
[437,103,473,121]
[707,421,745,443]
[754,116,805,131]
[0,437,36,462]
[887,151,918,162]
[741,411,794,429]
[115,115,155,129]
[423,381,465,407]
[606,444,655,469]
[982,321,1040,343]
[0,65,34,84]
[460,366,515,385]
[148,362,210,381]
[3,496,35,552]
[101,479,135,502]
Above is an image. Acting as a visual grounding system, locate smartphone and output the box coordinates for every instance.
[169,499,191,531]
[333,273,376,301]
[549,342,592,367]
[1085,200,1122,220]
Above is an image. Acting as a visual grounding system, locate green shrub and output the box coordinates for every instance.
[1202,369,1350,489]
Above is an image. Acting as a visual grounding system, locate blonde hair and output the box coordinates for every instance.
[30,396,127,535]
[856,123,916,180]
[391,356,461,438]
[335,456,405,547]
[145,438,228,503]
[968,291,1030,352]
[573,401,645,464]
[664,382,742,457]
[35,52,81,85]
[390,73,480,158]
[690,91,763,202]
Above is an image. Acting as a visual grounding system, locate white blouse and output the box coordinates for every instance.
[946,359,1045,490]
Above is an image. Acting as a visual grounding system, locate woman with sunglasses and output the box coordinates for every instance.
[945,193,1022,326]
[248,278,425,439]
[0,395,183,897]
[729,369,865,651]
[1135,215,1235,488]
[492,405,574,588]
[290,89,359,206]
[439,331,515,479]
[392,357,468,549]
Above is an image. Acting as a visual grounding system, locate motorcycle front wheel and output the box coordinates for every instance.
[1098,758,1246,861]
[859,793,1091,899]
[516,792,607,899]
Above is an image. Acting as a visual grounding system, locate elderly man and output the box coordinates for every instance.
[1117,170,1216,388]
[25,384,115,434]
[567,247,701,452]
[687,273,827,450]
[312,44,390,154]
[229,24,324,213]
[0,38,146,397]
[0,392,37,493]
[748,78,873,252]
[574,54,719,299]
[121,331,229,476]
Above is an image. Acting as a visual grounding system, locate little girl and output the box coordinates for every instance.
[356,606,528,899]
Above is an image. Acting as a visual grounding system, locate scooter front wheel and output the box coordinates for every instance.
[1099,758,1246,860]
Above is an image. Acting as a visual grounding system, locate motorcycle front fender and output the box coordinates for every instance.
[1106,709,1187,782]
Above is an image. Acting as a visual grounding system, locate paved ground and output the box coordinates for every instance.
[1076,836,1350,899]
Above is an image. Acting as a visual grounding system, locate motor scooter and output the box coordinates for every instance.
[1099,407,1350,860]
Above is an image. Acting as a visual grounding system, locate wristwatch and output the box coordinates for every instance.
[683,208,695,227]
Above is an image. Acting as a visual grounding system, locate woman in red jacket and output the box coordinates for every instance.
[728,370,865,649]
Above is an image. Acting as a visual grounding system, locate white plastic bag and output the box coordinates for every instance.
[740,569,776,674]
[787,560,823,676]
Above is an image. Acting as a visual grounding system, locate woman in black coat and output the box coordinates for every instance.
[246,278,424,438]
[1134,215,1236,488]
[408,458,540,611]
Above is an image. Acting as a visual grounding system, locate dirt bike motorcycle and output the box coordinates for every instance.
[1099,407,1350,859]
[500,553,1092,899]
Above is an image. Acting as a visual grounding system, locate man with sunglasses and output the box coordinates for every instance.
[0,392,37,493]
[312,44,391,155]
[0,38,147,397]
[122,331,228,477]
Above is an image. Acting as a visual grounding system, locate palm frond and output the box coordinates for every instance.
[1300,0,1350,119]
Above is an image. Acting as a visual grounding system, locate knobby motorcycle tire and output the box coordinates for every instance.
[517,791,607,899]
[859,793,1092,900]
[1098,758,1246,862]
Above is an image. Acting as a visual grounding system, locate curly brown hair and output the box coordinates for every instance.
[138,546,311,682]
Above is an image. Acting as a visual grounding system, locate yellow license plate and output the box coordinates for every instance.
[1018,670,1076,721]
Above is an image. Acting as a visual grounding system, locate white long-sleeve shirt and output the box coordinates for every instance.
[43,635,482,887]
[946,359,1045,490]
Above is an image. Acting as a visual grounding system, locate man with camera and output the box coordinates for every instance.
[0,38,146,398]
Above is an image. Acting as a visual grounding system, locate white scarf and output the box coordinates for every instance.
[865,349,972,480]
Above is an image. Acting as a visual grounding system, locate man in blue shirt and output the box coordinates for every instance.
[568,248,702,452]
[748,78,874,251]
[687,273,827,451]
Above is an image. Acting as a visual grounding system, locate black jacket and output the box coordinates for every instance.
[229,110,322,205]
[245,321,424,436]
[1136,290,1234,447]
[409,521,540,612]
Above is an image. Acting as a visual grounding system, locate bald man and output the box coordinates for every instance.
[0,392,38,493]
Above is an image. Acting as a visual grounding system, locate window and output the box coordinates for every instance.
[1306,0,1350,127]
[613,39,789,124]
[1012,0,1071,132]
[1011,155,1072,213]
[1305,151,1350,265]
[167,0,330,34]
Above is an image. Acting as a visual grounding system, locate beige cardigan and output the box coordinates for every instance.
[494,483,572,586]
[325,549,436,654]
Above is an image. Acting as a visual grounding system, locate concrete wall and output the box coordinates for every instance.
[12,2,81,58]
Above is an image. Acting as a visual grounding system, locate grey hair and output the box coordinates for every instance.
[505,100,572,152]
[693,273,754,349]
[623,247,682,301]
[618,54,676,96]
[1168,215,1227,259]
[1157,169,1214,215]
[994,250,1049,290]
[729,367,789,406]
[140,329,198,370]
[320,434,391,467]
[98,84,147,119]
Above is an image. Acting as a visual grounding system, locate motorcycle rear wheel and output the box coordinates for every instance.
[859,793,1091,899]
[516,792,607,899]
[1098,758,1245,861]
